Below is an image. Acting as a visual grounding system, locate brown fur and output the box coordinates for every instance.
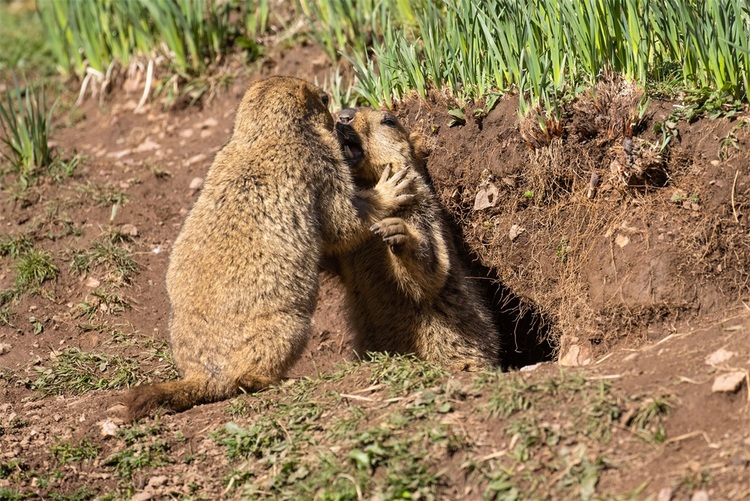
[332,108,499,370]
[123,78,412,421]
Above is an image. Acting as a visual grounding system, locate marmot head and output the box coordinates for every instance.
[335,107,428,186]
[233,76,334,139]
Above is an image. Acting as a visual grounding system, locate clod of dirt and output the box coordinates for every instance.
[705,347,735,366]
[711,371,747,393]
[0,342,11,355]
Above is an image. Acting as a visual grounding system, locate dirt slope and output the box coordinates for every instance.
[1,45,749,500]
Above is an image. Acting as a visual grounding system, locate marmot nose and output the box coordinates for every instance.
[338,108,356,124]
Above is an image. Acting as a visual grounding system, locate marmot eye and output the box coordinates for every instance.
[320,94,330,107]
[381,114,398,127]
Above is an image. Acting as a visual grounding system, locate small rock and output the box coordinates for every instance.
[107,148,133,159]
[0,343,11,356]
[130,492,153,501]
[691,490,709,501]
[519,363,540,372]
[711,371,746,393]
[121,224,139,237]
[657,487,673,501]
[189,177,204,191]
[147,475,168,489]
[200,129,213,139]
[84,277,100,288]
[197,117,218,129]
[133,139,160,154]
[559,344,592,367]
[99,419,120,438]
[178,129,194,139]
[509,224,525,242]
[179,207,189,217]
[615,234,630,248]
[473,183,499,211]
[710,160,720,166]
[186,153,207,167]
[705,348,734,366]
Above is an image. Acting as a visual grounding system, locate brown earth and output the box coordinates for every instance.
[1,44,749,499]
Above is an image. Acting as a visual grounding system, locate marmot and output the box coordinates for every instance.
[124,78,412,421]
[331,107,499,370]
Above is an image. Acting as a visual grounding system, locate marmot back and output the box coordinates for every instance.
[123,78,412,421]
[333,107,500,370]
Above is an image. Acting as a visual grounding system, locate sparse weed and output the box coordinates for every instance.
[0,78,56,188]
[31,348,145,396]
[0,234,33,259]
[70,235,138,284]
[366,352,447,396]
[14,249,58,293]
[50,439,101,464]
[103,441,173,480]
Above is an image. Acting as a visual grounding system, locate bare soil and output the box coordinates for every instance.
[1,44,749,500]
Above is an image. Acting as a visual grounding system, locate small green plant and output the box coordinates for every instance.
[523,190,534,199]
[14,249,58,293]
[50,439,101,464]
[31,348,145,396]
[0,78,56,189]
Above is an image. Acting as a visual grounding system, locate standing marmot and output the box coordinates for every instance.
[124,78,412,421]
[332,107,500,370]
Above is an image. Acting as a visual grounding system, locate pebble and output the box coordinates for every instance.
[179,129,194,138]
[107,148,133,159]
[147,475,168,488]
[473,183,498,211]
[84,277,100,288]
[0,343,11,356]
[657,487,673,501]
[99,419,120,438]
[189,177,205,191]
[509,224,525,242]
[705,348,734,366]
[186,153,207,167]
[711,371,746,393]
[691,490,710,501]
[121,224,139,237]
[130,492,153,501]
[133,139,160,153]
[558,344,592,366]
[197,117,218,129]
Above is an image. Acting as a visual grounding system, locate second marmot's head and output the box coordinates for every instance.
[233,76,334,139]
[335,107,427,186]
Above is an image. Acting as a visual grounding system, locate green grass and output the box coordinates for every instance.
[0,2,56,80]
[50,439,101,465]
[69,230,139,284]
[31,347,146,396]
[0,78,57,188]
[14,248,58,293]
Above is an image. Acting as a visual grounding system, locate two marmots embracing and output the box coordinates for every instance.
[124,77,499,421]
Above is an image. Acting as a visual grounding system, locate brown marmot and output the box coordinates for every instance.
[124,78,413,421]
[331,107,499,370]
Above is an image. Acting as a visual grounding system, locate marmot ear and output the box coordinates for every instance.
[409,131,431,160]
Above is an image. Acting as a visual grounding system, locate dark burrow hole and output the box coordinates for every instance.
[463,255,557,370]
[446,218,557,371]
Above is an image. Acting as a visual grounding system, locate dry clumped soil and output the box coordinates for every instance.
[1,45,749,500]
